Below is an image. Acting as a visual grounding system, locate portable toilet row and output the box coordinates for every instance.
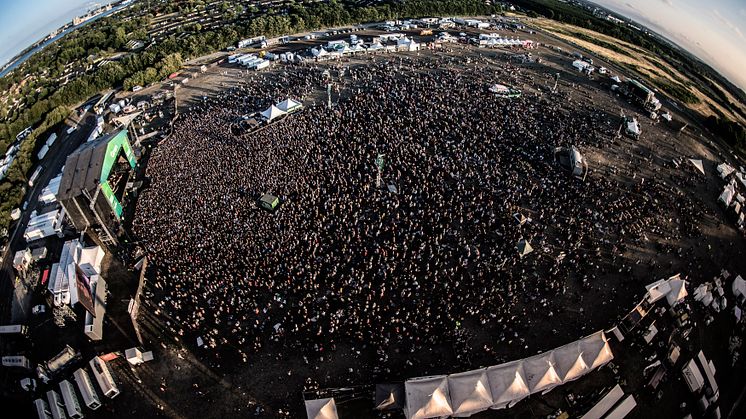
[37,357,120,419]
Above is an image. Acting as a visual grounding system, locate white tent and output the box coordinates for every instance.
[688,159,705,175]
[522,353,562,394]
[305,398,339,419]
[368,42,384,51]
[645,279,672,303]
[260,105,286,122]
[732,275,746,301]
[311,47,330,58]
[578,331,614,370]
[447,369,493,417]
[666,277,688,306]
[404,376,453,419]
[625,118,641,137]
[397,37,420,51]
[277,98,303,113]
[553,342,589,382]
[486,361,530,409]
[717,162,735,179]
[516,239,533,258]
[719,183,736,206]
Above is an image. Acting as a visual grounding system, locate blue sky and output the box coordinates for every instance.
[591,0,746,91]
[0,0,116,66]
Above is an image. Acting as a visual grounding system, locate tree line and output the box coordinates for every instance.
[0,0,500,233]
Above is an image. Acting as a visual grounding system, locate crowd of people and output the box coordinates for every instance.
[132,52,704,374]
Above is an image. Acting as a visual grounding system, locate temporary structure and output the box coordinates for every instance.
[580,384,624,419]
[732,275,746,303]
[404,376,453,419]
[553,342,589,382]
[522,353,562,394]
[260,105,286,122]
[486,361,530,409]
[277,98,303,113]
[375,383,404,410]
[579,331,614,370]
[666,277,688,306]
[688,159,705,175]
[717,163,735,179]
[304,398,339,419]
[447,369,493,417]
[645,279,672,304]
[516,239,533,258]
[719,183,736,206]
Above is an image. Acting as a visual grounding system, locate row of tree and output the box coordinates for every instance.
[0,0,499,233]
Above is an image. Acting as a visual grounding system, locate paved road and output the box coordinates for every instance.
[0,113,96,324]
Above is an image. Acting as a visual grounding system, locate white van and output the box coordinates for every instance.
[73,368,101,410]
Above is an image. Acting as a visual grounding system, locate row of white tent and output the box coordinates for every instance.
[404,331,614,418]
[310,37,420,59]
[259,98,304,122]
[305,331,614,419]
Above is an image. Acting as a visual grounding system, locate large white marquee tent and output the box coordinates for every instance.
[403,331,614,418]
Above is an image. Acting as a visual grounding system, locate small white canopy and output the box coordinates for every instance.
[553,342,589,382]
[732,275,746,300]
[645,279,672,303]
[311,47,330,57]
[626,119,641,136]
[666,277,688,306]
[447,369,493,417]
[717,162,735,178]
[610,75,622,83]
[719,183,736,206]
[522,353,561,394]
[516,239,533,258]
[404,376,453,419]
[260,105,286,122]
[579,331,614,370]
[305,398,339,419]
[486,361,529,409]
[277,98,303,113]
[688,159,705,175]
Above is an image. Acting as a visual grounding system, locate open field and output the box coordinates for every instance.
[532,17,746,126]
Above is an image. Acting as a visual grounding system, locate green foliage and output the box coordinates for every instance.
[654,79,699,104]
[0,0,500,233]
[705,116,746,149]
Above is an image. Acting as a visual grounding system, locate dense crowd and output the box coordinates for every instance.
[133,54,700,368]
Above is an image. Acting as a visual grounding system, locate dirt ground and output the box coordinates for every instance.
[8,30,745,419]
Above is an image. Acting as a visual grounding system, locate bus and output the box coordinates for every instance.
[89,356,120,398]
[73,368,101,410]
[29,165,43,187]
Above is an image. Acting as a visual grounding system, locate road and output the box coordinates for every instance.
[0,113,96,324]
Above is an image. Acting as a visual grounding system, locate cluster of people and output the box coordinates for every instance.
[132,53,699,371]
